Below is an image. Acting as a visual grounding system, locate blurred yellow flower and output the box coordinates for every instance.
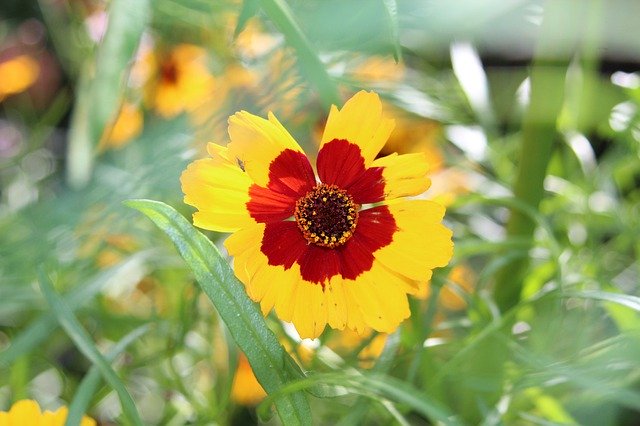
[440,264,476,310]
[0,55,40,101]
[230,353,267,406]
[234,20,279,60]
[328,329,388,368]
[350,55,405,83]
[378,105,444,170]
[0,400,95,426]
[102,103,144,149]
[428,168,471,208]
[142,44,214,118]
[421,264,476,310]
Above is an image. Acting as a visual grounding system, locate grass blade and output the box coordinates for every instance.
[67,0,150,188]
[38,270,143,426]
[0,254,149,369]
[561,291,640,312]
[381,0,402,61]
[125,199,312,425]
[65,325,151,426]
[259,371,458,425]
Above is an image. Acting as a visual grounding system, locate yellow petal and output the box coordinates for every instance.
[227,110,305,187]
[374,199,453,281]
[8,400,42,425]
[181,155,255,232]
[320,91,395,166]
[224,223,265,256]
[41,406,67,426]
[292,282,319,339]
[373,152,431,199]
[80,416,97,426]
[325,278,348,330]
[342,282,368,334]
[272,267,300,322]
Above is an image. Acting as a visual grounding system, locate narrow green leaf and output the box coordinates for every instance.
[0,254,149,368]
[125,199,312,425]
[234,0,260,38]
[258,0,340,110]
[38,270,143,426]
[66,325,150,426]
[337,332,402,425]
[67,0,150,188]
[561,291,640,312]
[259,372,459,425]
[381,0,402,62]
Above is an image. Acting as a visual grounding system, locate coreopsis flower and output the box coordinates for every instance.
[0,399,95,426]
[181,91,453,338]
[141,44,214,118]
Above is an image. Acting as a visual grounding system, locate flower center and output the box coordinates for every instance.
[294,184,359,248]
[160,60,178,84]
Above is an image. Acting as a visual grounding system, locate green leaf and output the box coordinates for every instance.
[0,254,149,368]
[125,199,312,425]
[66,325,151,426]
[38,270,143,426]
[258,0,340,110]
[561,291,640,312]
[381,0,402,62]
[67,0,151,188]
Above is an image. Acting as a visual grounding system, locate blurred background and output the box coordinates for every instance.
[1,0,639,424]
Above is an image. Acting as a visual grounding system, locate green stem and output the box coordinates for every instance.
[9,355,29,401]
[493,2,571,312]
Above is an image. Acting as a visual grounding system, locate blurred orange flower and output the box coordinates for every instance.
[102,103,144,149]
[0,55,40,101]
[230,353,267,406]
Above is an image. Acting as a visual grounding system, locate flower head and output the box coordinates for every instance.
[141,44,214,118]
[181,91,453,338]
[0,399,95,426]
